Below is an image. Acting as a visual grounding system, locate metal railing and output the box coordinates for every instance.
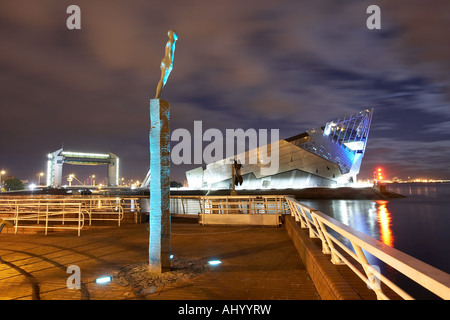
[0,196,141,233]
[170,196,202,215]
[169,195,289,215]
[80,197,124,226]
[120,197,141,213]
[0,202,85,236]
[285,196,450,300]
[202,195,288,215]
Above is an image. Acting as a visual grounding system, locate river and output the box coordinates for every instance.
[301,182,450,300]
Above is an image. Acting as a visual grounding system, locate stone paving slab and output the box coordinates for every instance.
[0,222,320,300]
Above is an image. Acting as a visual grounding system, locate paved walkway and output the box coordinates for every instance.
[0,222,320,300]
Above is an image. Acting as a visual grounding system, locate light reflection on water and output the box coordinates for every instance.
[376,200,393,248]
[301,199,394,248]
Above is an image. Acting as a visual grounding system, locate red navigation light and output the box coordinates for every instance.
[375,167,383,181]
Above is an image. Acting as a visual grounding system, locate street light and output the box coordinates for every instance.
[68,174,74,186]
[0,170,5,191]
[38,172,44,186]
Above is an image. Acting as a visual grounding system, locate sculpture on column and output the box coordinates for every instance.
[148,30,179,274]
[154,29,178,99]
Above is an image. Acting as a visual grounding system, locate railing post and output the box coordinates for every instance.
[304,209,316,236]
[225,197,229,215]
[278,196,283,214]
[181,197,186,215]
[45,204,49,236]
[311,214,334,256]
[78,206,82,237]
[62,204,66,225]
[14,201,19,234]
[294,203,302,223]
[290,201,301,226]
[281,197,285,214]
[264,197,268,214]
[286,199,297,220]
[118,205,123,227]
[299,207,309,229]
[37,202,41,224]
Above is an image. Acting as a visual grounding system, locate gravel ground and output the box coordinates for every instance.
[112,257,209,293]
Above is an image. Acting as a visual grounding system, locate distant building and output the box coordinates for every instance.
[186,109,373,189]
[46,149,119,187]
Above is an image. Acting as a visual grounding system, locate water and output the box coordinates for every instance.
[301,183,450,300]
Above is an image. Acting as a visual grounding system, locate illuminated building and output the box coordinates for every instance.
[186,108,373,189]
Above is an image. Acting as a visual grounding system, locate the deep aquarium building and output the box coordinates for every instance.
[186,108,373,190]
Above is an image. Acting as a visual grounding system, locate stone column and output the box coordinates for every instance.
[148,99,171,273]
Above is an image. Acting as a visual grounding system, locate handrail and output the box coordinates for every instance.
[202,195,288,215]
[1,202,85,236]
[0,197,132,234]
[0,196,144,234]
[285,196,450,300]
[0,197,128,223]
[169,195,289,215]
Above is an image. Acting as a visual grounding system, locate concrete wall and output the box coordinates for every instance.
[284,215,362,300]
[199,213,282,226]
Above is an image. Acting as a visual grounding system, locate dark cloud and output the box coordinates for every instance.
[0,0,449,185]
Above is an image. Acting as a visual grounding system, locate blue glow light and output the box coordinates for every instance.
[208,260,222,266]
[170,255,174,259]
[95,276,112,284]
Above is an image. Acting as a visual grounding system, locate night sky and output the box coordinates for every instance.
[1,0,449,186]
